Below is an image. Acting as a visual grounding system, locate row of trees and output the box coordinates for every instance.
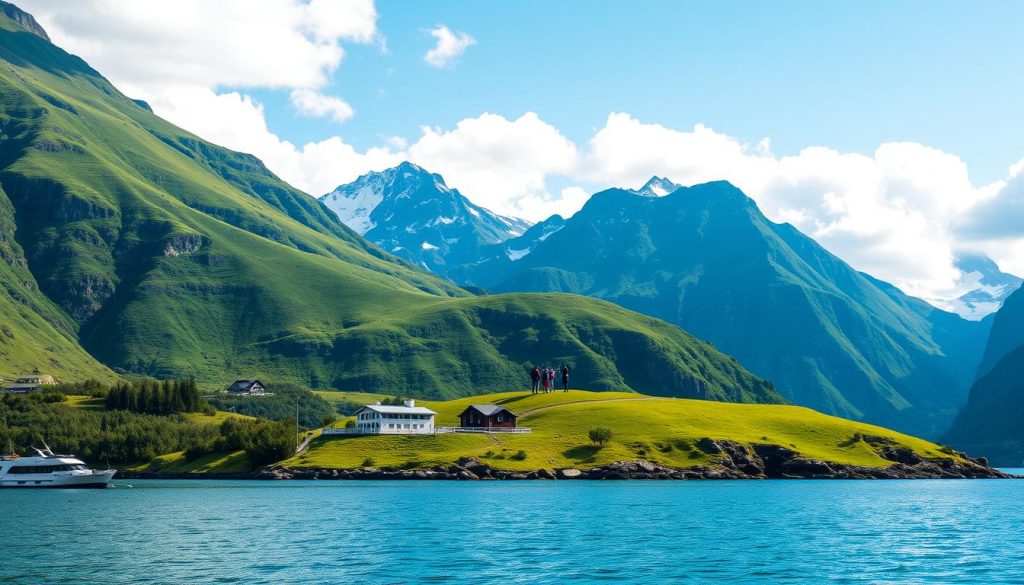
[0,393,218,464]
[105,378,207,415]
[186,417,296,466]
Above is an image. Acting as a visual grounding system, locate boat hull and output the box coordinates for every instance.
[0,470,116,489]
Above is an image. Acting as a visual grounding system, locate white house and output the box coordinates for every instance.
[352,399,437,435]
[2,374,55,394]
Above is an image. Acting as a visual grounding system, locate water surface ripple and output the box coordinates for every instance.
[2,478,1023,584]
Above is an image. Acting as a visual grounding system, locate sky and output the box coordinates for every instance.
[18,0,1024,307]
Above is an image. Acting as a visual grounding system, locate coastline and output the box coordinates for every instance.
[118,440,1015,481]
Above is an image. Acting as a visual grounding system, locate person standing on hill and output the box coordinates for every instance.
[531,366,541,394]
[548,367,556,393]
[561,364,570,392]
[541,367,549,393]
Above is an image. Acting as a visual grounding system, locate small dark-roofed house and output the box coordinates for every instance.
[458,404,517,429]
[227,379,266,395]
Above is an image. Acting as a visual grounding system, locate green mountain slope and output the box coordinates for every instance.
[0,4,781,404]
[460,182,986,437]
[943,285,1024,465]
[975,285,1024,377]
[942,345,1024,465]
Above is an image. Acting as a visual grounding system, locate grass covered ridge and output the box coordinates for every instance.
[290,391,960,471]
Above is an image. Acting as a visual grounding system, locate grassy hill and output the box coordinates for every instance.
[0,4,781,403]
[289,390,961,472]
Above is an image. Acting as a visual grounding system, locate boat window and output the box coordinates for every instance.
[6,464,79,474]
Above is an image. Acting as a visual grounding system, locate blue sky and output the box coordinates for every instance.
[252,0,1023,183]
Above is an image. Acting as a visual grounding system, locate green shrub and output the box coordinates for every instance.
[511,450,528,461]
[588,427,613,447]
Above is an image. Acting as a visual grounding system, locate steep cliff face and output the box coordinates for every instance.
[976,285,1024,377]
[943,345,1024,465]
[0,0,48,40]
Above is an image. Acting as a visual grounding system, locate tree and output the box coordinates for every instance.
[588,427,613,447]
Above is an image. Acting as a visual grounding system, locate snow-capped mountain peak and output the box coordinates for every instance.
[318,162,532,277]
[632,176,682,197]
[932,253,1024,320]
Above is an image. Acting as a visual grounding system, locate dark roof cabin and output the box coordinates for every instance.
[227,379,266,394]
[458,404,517,429]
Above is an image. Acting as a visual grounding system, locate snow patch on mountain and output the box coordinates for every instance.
[322,183,384,234]
[632,176,682,198]
[930,253,1024,320]
[506,248,530,261]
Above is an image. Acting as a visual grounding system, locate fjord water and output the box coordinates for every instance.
[3,479,1023,584]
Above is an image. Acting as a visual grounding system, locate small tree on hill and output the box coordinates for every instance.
[588,427,612,448]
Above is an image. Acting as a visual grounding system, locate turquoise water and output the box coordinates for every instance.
[3,478,1024,584]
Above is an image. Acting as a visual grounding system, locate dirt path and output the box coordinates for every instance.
[296,433,314,454]
[517,397,661,419]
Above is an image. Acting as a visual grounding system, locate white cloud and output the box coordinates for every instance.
[423,25,476,68]
[406,113,578,217]
[19,0,378,91]
[289,89,355,122]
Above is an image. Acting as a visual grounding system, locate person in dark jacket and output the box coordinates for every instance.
[541,367,550,393]
[561,364,570,392]
[531,366,541,394]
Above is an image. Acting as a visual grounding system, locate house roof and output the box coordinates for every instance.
[228,379,263,389]
[462,404,515,417]
[358,404,437,415]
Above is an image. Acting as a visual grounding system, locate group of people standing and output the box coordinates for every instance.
[531,364,570,393]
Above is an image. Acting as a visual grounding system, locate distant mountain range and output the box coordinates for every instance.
[325,167,995,436]
[319,163,530,277]
[932,253,1023,321]
[0,2,786,404]
[943,285,1024,464]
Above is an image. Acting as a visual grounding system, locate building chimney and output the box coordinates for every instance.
[404,399,415,408]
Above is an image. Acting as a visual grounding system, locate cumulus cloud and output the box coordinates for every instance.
[958,161,1024,240]
[289,89,355,122]
[407,113,578,216]
[19,0,378,91]
[423,25,476,68]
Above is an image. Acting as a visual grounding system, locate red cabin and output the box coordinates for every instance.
[458,404,518,429]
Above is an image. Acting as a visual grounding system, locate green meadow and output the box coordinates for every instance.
[288,390,958,471]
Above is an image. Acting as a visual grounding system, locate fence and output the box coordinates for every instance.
[435,427,532,435]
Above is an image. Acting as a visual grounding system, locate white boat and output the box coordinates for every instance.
[0,444,115,489]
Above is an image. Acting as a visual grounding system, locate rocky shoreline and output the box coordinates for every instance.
[119,440,1015,481]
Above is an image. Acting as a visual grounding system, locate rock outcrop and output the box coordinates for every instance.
[119,442,1013,482]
